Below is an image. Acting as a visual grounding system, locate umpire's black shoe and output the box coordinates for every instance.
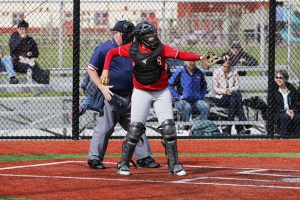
[9,77,19,84]
[137,156,160,168]
[87,159,106,169]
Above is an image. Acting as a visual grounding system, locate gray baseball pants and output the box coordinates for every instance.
[89,94,152,161]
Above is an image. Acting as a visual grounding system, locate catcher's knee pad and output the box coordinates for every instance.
[161,119,180,172]
[127,122,146,144]
[119,122,146,168]
[161,119,176,142]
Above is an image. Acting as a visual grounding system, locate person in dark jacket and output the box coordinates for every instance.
[169,61,209,125]
[274,70,300,137]
[226,41,258,69]
[9,20,39,74]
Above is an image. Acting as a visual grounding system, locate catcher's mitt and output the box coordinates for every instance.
[201,52,223,70]
[100,77,109,85]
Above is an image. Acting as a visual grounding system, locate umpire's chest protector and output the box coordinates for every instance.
[129,42,163,85]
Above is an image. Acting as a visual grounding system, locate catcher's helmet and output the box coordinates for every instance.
[134,21,161,50]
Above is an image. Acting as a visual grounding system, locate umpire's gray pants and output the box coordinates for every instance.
[89,94,152,161]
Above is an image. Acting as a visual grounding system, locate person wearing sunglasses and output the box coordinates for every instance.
[273,70,300,137]
[212,54,250,135]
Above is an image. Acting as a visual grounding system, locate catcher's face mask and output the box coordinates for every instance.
[141,33,161,50]
[134,22,161,50]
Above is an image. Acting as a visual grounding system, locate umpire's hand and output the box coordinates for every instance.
[99,69,114,100]
[99,84,114,101]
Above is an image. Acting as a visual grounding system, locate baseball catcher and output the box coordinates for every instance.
[100,21,219,176]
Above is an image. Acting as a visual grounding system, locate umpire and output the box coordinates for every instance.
[86,20,160,169]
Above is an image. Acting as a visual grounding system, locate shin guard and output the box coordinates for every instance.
[117,122,146,169]
[161,119,182,173]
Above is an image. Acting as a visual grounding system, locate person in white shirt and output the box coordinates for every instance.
[212,54,249,135]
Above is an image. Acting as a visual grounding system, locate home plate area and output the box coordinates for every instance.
[0,160,300,189]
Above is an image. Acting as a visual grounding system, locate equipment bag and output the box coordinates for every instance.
[190,120,222,137]
[242,96,267,120]
[31,65,50,84]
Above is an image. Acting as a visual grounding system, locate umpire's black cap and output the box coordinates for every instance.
[110,20,134,33]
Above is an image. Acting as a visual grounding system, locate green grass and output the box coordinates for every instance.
[1,33,299,77]
[1,153,300,163]
[0,197,31,200]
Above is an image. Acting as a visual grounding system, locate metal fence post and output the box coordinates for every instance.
[266,0,276,138]
[72,0,80,140]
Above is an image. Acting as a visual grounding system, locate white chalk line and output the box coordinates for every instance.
[0,173,299,190]
[0,160,84,171]
[0,160,299,189]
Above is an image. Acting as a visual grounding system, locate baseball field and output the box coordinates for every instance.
[0,139,299,200]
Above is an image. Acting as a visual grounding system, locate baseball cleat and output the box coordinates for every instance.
[87,159,106,169]
[137,156,160,168]
[174,169,187,176]
[117,165,131,176]
[170,164,187,176]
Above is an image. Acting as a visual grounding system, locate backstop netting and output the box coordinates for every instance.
[0,0,299,139]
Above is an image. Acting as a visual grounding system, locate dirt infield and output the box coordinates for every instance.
[0,140,299,200]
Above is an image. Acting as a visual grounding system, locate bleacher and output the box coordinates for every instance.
[0,65,298,137]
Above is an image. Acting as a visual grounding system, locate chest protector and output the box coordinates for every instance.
[129,42,163,85]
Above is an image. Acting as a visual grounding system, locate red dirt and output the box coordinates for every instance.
[0,140,299,200]
[1,139,299,155]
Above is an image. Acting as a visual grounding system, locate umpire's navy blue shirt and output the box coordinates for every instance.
[88,38,133,92]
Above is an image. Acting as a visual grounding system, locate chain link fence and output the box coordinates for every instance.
[0,0,299,139]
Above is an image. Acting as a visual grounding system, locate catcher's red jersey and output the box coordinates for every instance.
[104,43,201,91]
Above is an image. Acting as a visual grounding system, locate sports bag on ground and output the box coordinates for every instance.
[190,120,222,137]
[242,96,267,120]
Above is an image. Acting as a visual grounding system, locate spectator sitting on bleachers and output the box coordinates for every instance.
[274,70,300,137]
[9,20,39,76]
[0,44,18,84]
[169,61,210,129]
[226,41,258,76]
[212,54,250,135]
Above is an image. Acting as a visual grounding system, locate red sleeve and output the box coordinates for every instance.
[103,44,130,70]
[161,44,201,61]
